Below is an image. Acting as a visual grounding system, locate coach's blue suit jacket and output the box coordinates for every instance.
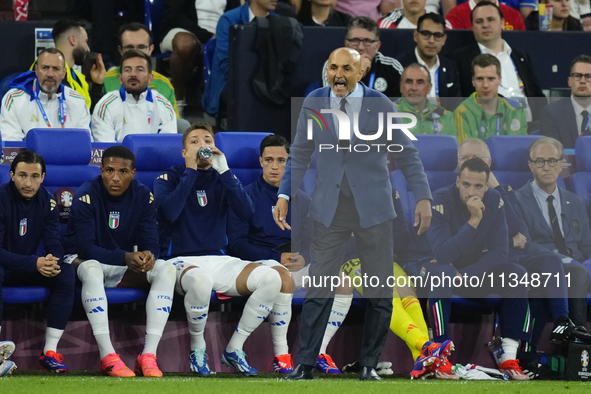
[279,83,431,229]
[515,180,591,261]
[540,98,579,149]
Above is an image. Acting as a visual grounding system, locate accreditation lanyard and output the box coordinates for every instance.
[510,59,525,94]
[32,79,65,128]
[434,68,440,101]
[368,73,376,89]
[479,111,501,139]
[431,112,440,134]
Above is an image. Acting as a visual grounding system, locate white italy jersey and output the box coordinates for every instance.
[0,86,90,141]
[91,87,176,143]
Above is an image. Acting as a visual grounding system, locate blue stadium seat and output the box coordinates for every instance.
[569,136,591,218]
[144,0,170,57]
[214,131,272,186]
[26,128,100,195]
[0,72,21,107]
[122,134,184,191]
[391,135,459,228]
[0,131,11,184]
[487,135,566,190]
[4,287,50,303]
[203,37,217,87]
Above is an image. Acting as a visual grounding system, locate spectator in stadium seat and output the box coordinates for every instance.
[297,0,352,26]
[458,139,583,367]
[445,0,526,29]
[65,146,176,378]
[540,55,591,149]
[104,23,180,118]
[92,50,176,143]
[515,137,591,330]
[0,151,75,373]
[321,17,404,98]
[377,0,426,29]
[525,0,583,30]
[226,134,311,375]
[334,0,396,21]
[395,63,457,135]
[426,157,531,380]
[571,0,591,30]
[0,48,90,141]
[154,122,282,377]
[45,20,105,112]
[396,13,461,108]
[160,0,241,112]
[452,2,545,122]
[202,0,277,117]
[454,54,527,143]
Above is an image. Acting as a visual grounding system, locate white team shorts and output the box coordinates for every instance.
[170,255,262,296]
[160,28,194,53]
[70,254,128,288]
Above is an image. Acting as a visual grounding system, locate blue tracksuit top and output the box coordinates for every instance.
[154,165,254,257]
[226,174,312,264]
[0,181,63,272]
[65,176,159,265]
[427,184,509,277]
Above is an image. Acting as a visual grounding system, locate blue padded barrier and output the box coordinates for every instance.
[4,287,50,303]
[122,134,185,191]
[214,131,272,186]
[487,135,565,190]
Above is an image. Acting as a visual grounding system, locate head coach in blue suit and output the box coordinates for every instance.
[274,47,433,381]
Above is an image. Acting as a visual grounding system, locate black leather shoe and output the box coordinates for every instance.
[283,364,314,380]
[359,366,382,381]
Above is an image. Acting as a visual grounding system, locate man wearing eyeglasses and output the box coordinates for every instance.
[396,13,461,109]
[321,17,403,98]
[515,137,591,334]
[540,55,591,149]
[103,23,179,119]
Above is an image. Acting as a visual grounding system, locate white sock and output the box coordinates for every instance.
[319,294,353,355]
[78,260,115,359]
[269,292,292,356]
[43,328,64,354]
[143,261,176,356]
[226,267,281,353]
[181,268,213,350]
[500,337,520,363]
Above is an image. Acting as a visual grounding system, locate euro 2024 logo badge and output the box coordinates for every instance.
[582,350,589,367]
[61,190,73,207]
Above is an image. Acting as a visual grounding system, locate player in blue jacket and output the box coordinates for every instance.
[154,122,282,377]
[0,151,74,373]
[65,146,176,378]
[426,157,530,380]
[226,134,312,374]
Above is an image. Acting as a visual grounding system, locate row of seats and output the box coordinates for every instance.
[3,131,591,309]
